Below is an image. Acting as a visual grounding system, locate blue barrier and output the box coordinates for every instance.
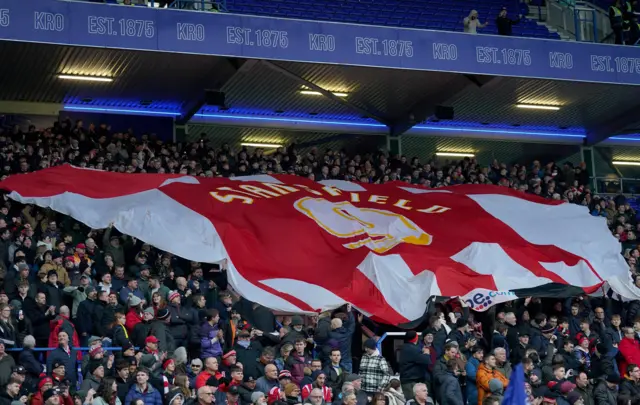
[2,0,640,85]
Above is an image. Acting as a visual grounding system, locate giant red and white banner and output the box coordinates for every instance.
[1,165,634,324]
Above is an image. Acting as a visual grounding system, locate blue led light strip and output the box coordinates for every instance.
[63,106,182,116]
[198,113,586,139]
[62,108,587,139]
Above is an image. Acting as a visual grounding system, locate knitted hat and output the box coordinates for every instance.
[405,331,419,343]
[251,392,265,404]
[128,293,142,307]
[143,307,155,316]
[363,338,377,350]
[43,389,60,402]
[567,392,582,405]
[88,347,104,358]
[167,392,183,405]
[311,370,326,382]
[168,291,180,302]
[206,376,219,387]
[559,381,576,394]
[278,370,292,380]
[38,377,53,390]
[223,350,237,359]
[157,308,170,320]
[606,374,621,384]
[88,362,103,375]
[291,316,303,326]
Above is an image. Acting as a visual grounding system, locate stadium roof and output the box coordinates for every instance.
[2,41,640,146]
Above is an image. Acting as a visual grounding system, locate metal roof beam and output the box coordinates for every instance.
[389,75,501,137]
[586,102,640,145]
[177,59,256,125]
[261,60,392,127]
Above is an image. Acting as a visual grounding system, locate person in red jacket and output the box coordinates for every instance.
[618,327,640,377]
[47,306,81,361]
[195,357,220,390]
[125,296,144,332]
[30,376,54,405]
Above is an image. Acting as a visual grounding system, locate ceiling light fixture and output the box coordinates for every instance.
[435,152,475,157]
[516,104,561,111]
[58,75,113,82]
[299,90,348,97]
[240,142,283,148]
[612,161,640,166]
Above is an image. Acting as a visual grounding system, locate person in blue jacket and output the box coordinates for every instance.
[465,346,483,405]
[328,305,356,373]
[125,369,163,405]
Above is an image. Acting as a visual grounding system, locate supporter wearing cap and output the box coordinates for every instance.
[125,369,163,405]
[511,331,530,365]
[131,307,155,348]
[30,377,54,405]
[150,308,175,353]
[38,251,70,288]
[42,270,64,309]
[124,292,145,332]
[233,329,262,380]
[137,264,152,299]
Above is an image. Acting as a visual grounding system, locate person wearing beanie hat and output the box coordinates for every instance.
[80,362,104,392]
[590,373,619,405]
[359,337,391,395]
[251,392,266,405]
[566,391,583,405]
[398,330,432,399]
[166,391,183,405]
[30,377,55,405]
[301,370,332,403]
[237,375,258,405]
[123,294,146,332]
[162,359,176,395]
[168,291,181,304]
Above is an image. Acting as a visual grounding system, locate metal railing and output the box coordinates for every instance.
[592,176,640,195]
[547,0,600,41]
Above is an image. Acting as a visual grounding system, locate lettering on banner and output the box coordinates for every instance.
[355,37,414,57]
[475,46,532,66]
[34,11,64,31]
[590,55,640,74]
[462,289,518,311]
[226,26,289,48]
[309,34,335,52]
[87,16,154,38]
[0,9,9,28]
[432,43,457,61]
[177,23,205,41]
[549,52,573,69]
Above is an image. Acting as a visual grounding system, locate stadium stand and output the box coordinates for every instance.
[0,119,638,405]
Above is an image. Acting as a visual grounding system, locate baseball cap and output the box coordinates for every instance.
[12,365,26,374]
[227,386,240,395]
[145,336,159,344]
[52,361,65,369]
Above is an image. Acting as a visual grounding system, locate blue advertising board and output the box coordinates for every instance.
[1,0,640,85]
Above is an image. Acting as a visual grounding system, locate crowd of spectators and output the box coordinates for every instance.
[0,118,639,405]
